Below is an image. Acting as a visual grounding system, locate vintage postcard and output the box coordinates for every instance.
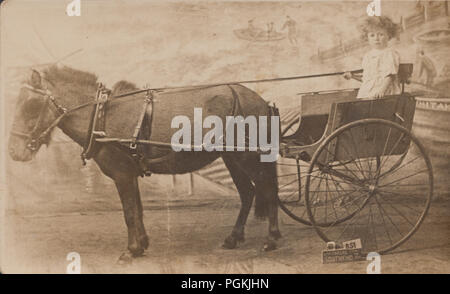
[0,0,449,275]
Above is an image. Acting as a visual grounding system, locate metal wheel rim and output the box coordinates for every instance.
[305,118,433,254]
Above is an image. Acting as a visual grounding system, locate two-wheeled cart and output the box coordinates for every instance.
[276,65,433,254]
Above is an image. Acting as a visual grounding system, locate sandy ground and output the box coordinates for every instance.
[2,192,449,274]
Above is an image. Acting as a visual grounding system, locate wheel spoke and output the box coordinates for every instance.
[309,173,355,186]
[325,175,339,223]
[378,132,405,174]
[321,191,369,230]
[320,143,363,181]
[348,128,369,180]
[374,194,394,245]
[375,194,406,242]
[279,178,299,190]
[331,193,370,240]
[279,190,300,203]
[368,203,379,251]
[327,173,356,216]
[379,169,429,188]
[378,155,421,180]
[311,175,325,217]
[300,204,309,219]
[367,128,379,180]
[376,192,415,227]
[328,174,359,201]
[376,190,422,214]
[377,195,404,238]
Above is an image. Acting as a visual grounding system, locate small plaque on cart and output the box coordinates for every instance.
[322,239,364,264]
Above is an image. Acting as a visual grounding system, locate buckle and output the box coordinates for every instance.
[92,131,107,137]
[27,139,38,151]
[99,92,109,103]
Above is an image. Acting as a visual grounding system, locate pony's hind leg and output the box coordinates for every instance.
[223,154,281,251]
[228,154,281,251]
[255,161,281,251]
[221,155,255,249]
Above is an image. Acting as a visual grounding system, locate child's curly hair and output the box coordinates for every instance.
[359,16,400,41]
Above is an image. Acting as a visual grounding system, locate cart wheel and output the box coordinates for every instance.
[305,119,433,254]
[276,157,314,225]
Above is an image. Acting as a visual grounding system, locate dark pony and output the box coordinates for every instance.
[8,65,281,262]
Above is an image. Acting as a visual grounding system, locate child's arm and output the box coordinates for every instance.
[343,71,363,82]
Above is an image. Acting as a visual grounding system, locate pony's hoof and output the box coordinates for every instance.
[222,236,238,249]
[270,230,282,240]
[128,245,144,257]
[117,252,133,265]
[262,239,277,252]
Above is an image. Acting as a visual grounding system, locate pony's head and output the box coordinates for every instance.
[8,69,64,161]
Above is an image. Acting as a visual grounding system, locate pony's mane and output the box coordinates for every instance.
[41,66,140,106]
[111,80,138,95]
[42,65,98,107]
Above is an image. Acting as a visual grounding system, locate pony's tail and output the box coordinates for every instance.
[254,106,280,220]
[254,163,278,219]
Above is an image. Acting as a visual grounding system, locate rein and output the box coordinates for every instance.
[11,68,362,151]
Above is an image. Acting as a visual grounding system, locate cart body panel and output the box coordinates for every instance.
[322,95,416,163]
[280,94,416,161]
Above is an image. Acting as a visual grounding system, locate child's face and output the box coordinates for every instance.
[367,28,389,49]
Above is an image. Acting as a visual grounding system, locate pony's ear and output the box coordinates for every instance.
[30,69,42,89]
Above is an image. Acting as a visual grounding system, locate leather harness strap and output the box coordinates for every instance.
[130,88,153,153]
[130,88,154,176]
[81,83,110,164]
[81,84,156,176]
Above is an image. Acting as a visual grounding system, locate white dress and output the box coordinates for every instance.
[357,48,402,99]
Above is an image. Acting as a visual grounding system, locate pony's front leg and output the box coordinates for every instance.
[114,176,148,262]
[94,147,148,263]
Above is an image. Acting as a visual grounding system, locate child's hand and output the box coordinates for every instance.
[373,90,385,99]
[343,72,353,80]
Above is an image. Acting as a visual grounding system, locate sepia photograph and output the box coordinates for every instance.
[0,0,449,275]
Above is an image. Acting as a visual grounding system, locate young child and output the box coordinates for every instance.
[344,16,401,99]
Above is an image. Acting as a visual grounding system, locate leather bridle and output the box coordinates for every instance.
[9,81,148,152]
[10,84,67,151]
